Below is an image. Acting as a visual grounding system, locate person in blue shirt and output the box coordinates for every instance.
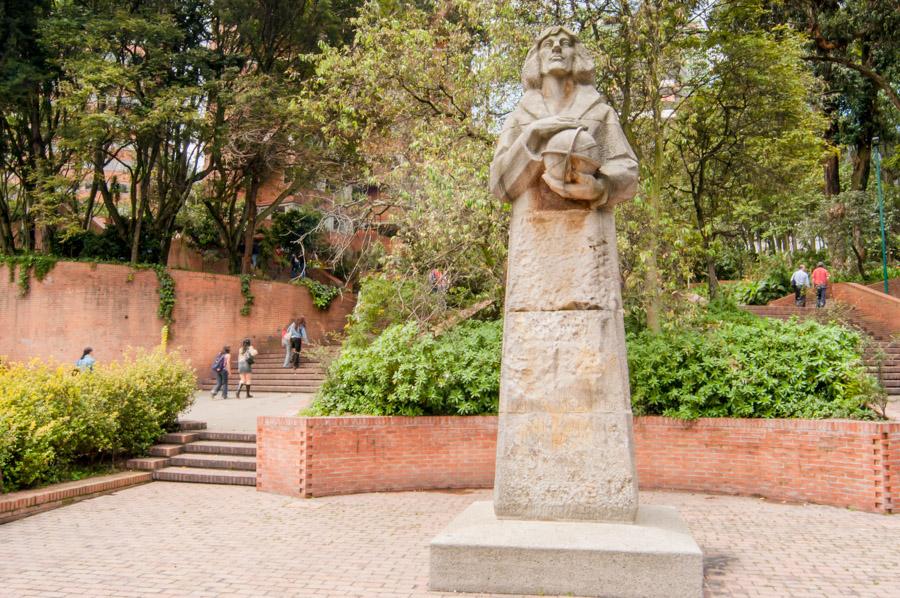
[790,265,810,307]
[287,317,309,369]
[75,347,96,372]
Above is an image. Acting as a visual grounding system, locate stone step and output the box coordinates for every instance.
[177,420,207,431]
[126,457,170,470]
[149,444,184,458]
[169,453,257,472]
[199,384,323,393]
[152,467,256,486]
[203,372,326,380]
[160,432,202,444]
[199,431,257,443]
[183,440,256,457]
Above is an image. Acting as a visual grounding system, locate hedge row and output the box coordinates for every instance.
[311,315,880,420]
[0,350,196,492]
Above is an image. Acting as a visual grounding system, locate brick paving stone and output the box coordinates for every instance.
[0,483,898,597]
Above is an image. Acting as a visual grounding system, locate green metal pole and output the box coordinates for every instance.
[872,137,889,294]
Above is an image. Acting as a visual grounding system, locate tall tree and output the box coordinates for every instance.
[668,1,826,298]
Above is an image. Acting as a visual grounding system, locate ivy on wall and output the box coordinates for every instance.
[240,275,254,316]
[295,277,341,310]
[0,255,58,297]
[152,265,176,325]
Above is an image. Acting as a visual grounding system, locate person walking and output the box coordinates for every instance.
[287,317,309,369]
[790,264,810,307]
[236,338,258,398]
[75,347,96,372]
[811,262,830,308]
[282,324,292,368]
[211,346,231,399]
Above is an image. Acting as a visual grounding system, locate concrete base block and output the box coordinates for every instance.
[429,501,703,598]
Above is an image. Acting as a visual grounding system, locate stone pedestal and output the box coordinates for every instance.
[494,188,638,522]
[429,501,703,598]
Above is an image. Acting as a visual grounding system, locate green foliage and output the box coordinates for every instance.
[344,274,429,347]
[0,349,196,492]
[266,208,323,255]
[311,320,502,416]
[152,266,176,325]
[294,277,342,310]
[731,255,793,305]
[628,316,880,420]
[240,275,254,316]
[314,298,879,421]
[0,254,58,297]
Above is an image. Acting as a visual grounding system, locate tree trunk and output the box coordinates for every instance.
[241,174,260,275]
[706,253,719,300]
[0,206,15,253]
[851,139,872,192]
[824,152,840,196]
[130,183,147,264]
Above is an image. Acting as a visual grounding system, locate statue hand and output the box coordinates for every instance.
[542,171,609,205]
[527,115,578,139]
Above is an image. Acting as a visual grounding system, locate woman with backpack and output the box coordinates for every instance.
[211,346,231,399]
[236,338,258,398]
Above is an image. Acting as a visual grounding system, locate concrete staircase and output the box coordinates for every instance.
[743,304,900,397]
[198,350,327,394]
[127,421,256,486]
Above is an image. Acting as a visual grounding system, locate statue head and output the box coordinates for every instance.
[522,26,595,90]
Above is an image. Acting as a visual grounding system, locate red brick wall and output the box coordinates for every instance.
[257,416,497,498]
[634,417,899,513]
[831,283,900,336]
[256,417,307,496]
[0,261,354,369]
[256,415,900,513]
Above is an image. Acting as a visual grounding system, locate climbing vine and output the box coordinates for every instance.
[0,255,58,297]
[240,275,255,316]
[295,277,342,310]
[153,265,176,325]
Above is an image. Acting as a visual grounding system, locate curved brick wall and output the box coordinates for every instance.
[257,415,899,514]
[0,262,354,369]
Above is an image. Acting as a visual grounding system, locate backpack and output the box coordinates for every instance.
[246,353,255,366]
[212,353,225,372]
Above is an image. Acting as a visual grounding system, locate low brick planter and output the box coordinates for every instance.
[1,471,152,524]
[257,415,899,514]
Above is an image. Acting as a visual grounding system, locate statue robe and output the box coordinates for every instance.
[489,84,642,522]
[490,86,638,205]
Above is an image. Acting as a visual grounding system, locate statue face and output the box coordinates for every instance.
[538,33,575,77]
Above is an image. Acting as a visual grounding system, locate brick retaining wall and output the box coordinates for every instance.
[0,262,354,368]
[257,415,899,514]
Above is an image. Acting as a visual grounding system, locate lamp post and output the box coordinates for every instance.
[873,136,889,294]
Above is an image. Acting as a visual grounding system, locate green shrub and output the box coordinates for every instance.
[312,305,880,422]
[628,318,880,420]
[294,277,342,310]
[310,319,501,416]
[0,350,196,491]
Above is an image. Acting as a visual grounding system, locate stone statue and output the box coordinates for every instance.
[429,27,702,598]
[490,26,637,208]
[490,26,640,523]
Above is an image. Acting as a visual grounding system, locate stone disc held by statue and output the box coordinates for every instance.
[541,126,602,184]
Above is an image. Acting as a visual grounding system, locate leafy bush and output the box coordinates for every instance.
[628,317,880,420]
[295,277,342,310]
[310,320,501,416]
[0,350,196,492]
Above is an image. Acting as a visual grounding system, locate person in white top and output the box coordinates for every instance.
[790,265,810,307]
[236,338,258,398]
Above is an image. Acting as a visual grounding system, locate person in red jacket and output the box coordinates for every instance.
[811,262,830,308]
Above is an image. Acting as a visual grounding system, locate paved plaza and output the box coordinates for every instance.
[0,483,897,598]
[181,392,314,432]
